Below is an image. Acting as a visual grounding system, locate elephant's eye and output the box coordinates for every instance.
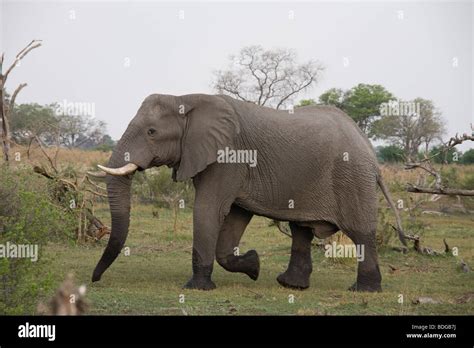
[147,128,156,136]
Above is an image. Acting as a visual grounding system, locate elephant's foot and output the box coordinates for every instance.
[348,281,382,292]
[350,261,382,292]
[183,276,216,290]
[217,250,260,281]
[183,264,216,290]
[348,270,382,292]
[276,269,310,290]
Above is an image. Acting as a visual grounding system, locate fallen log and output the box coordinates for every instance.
[406,184,474,197]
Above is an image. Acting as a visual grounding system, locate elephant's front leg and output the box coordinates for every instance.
[183,202,222,290]
[216,204,259,280]
[183,166,241,290]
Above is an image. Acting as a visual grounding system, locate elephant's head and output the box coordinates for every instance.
[91,94,240,282]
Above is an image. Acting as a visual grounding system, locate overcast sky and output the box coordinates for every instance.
[1,0,473,149]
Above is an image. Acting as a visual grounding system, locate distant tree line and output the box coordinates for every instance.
[375,144,474,164]
[6,101,115,152]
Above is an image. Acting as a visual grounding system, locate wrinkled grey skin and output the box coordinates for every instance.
[92,94,404,292]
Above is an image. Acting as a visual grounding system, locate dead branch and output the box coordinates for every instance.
[33,165,110,240]
[404,233,450,255]
[32,165,54,179]
[34,136,58,173]
[85,175,107,191]
[3,40,42,82]
[447,133,474,148]
[406,184,474,196]
[405,130,474,198]
[405,162,442,188]
[84,188,108,198]
[9,83,27,113]
[443,238,449,253]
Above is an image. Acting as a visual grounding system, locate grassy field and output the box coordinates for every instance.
[42,204,474,315]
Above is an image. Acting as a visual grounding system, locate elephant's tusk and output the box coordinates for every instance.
[87,171,107,178]
[97,163,138,176]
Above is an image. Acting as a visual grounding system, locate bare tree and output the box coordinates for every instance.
[0,40,42,163]
[213,45,324,110]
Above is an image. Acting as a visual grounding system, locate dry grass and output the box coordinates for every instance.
[3,144,110,172]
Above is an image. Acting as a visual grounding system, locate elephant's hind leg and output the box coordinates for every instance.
[216,204,259,280]
[346,231,382,292]
[277,222,314,290]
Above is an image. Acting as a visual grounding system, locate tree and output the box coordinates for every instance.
[461,149,474,164]
[10,103,59,149]
[371,98,445,161]
[376,145,404,163]
[213,45,324,110]
[297,99,316,107]
[318,88,346,109]
[10,102,111,152]
[92,134,115,152]
[55,114,106,149]
[318,84,394,134]
[0,40,42,163]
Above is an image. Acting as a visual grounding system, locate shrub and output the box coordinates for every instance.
[376,145,404,163]
[132,167,194,209]
[461,173,474,190]
[439,166,460,188]
[429,146,461,164]
[460,149,474,164]
[0,166,76,314]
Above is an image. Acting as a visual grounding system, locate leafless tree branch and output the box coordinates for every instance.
[4,40,42,83]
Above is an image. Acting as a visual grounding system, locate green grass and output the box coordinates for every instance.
[42,205,474,315]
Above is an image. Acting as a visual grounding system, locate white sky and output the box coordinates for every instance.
[1,0,473,150]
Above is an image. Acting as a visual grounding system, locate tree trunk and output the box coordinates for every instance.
[0,78,10,164]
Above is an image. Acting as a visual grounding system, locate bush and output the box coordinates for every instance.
[439,166,460,188]
[460,149,474,164]
[461,173,474,190]
[0,167,76,314]
[376,145,404,163]
[429,146,461,164]
[132,167,194,209]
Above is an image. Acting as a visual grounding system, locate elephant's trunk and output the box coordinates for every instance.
[92,143,135,282]
[91,175,131,282]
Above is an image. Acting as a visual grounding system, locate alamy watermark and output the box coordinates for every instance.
[324,241,365,262]
[18,322,55,341]
[380,99,421,117]
[55,99,96,118]
[217,147,257,167]
[0,242,38,262]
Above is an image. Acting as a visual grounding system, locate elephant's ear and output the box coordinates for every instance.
[176,95,240,181]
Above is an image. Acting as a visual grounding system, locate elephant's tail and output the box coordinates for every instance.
[376,173,408,247]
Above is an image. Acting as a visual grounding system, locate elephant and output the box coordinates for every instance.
[91,93,406,292]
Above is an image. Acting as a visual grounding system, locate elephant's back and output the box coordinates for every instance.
[286,105,376,160]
